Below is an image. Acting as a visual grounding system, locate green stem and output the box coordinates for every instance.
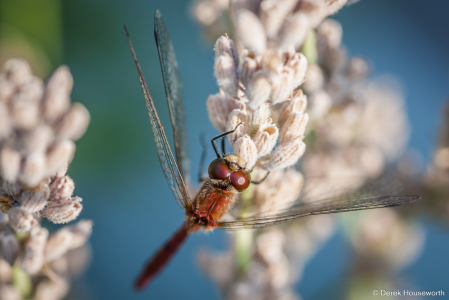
[301,30,318,64]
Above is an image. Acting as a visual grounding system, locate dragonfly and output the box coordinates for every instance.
[125,10,421,290]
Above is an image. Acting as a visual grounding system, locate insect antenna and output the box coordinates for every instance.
[211,123,244,158]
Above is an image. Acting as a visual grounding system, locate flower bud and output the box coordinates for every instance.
[0,102,11,139]
[247,71,271,110]
[235,10,266,54]
[279,112,309,143]
[278,90,307,127]
[46,140,76,177]
[252,119,279,157]
[239,50,259,87]
[41,196,82,224]
[260,0,297,39]
[11,98,39,130]
[279,12,310,50]
[233,135,258,170]
[226,109,247,146]
[67,220,93,249]
[214,54,239,98]
[215,35,239,68]
[266,139,306,171]
[44,227,73,262]
[206,93,231,132]
[5,59,32,86]
[55,103,90,141]
[18,227,48,274]
[50,176,75,201]
[44,66,73,123]
[269,70,293,104]
[0,148,21,183]
[20,185,50,213]
[0,230,19,264]
[21,152,46,187]
[8,206,38,232]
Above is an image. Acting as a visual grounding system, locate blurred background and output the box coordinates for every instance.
[0,0,448,299]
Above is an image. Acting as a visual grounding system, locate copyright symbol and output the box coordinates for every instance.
[373,290,379,296]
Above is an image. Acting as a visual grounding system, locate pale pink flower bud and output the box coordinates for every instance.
[41,196,82,224]
[248,103,271,137]
[55,163,69,178]
[289,52,308,89]
[34,278,69,300]
[11,98,39,130]
[226,109,247,146]
[8,206,38,232]
[253,119,279,157]
[44,66,73,123]
[21,152,46,187]
[303,63,324,92]
[317,18,342,50]
[346,56,369,81]
[298,0,326,27]
[0,230,19,264]
[260,0,298,39]
[20,186,50,213]
[206,93,231,132]
[215,35,239,68]
[0,285,21,300]
[67,220,93,249]
[278,90,307,127]
[214,54,238,98]
[44,227,72,262]
[279,12,310,50]
[50,175,75,201]
[261,49,283,73]
[0,102,11,139]
[233,135,258,170]
[46,140,76,177]
[19,76,44,103]
[19,125,54,155]
[0,78,15,102]
[0,148,21,183]
[269,70,293,104]
[325,0,348,16]
[308,90,332,118]
[4,59,32,86]
[239,50,259,86]
[235,10,267,54]
[0,258,12,282]
[247,71,271,110]
[266,139,306,171]
[1,181,21,197]
[19,227,48,274]
[279,112,309,143]
[55,103,90,141]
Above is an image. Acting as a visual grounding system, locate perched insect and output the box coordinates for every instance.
[125,10,421,290]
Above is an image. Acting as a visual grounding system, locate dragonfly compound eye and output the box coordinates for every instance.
[230,170,251,192]
[208,158,231,180]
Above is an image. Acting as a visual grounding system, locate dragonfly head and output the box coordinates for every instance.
[208,155,251,192]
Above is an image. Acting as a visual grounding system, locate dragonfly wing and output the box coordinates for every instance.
[217,177,420,230]
[125,26,192,209]
[154,11,189,183]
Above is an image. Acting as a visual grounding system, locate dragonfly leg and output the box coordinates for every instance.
[211,123,244,158]
[251,171,270,185]
[221,138,226,157]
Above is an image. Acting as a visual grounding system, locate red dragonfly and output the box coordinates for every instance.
[125,11,420,290]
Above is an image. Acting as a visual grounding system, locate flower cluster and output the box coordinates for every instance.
[302,19,409,178]
[0,59,89,231]
[196,0,419,299]
[0,59,92,300]
[0,218,92,300]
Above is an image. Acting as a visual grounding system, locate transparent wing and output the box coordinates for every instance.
[154,11,189,183]
[125,26,192,209]
[217,177,420,230]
